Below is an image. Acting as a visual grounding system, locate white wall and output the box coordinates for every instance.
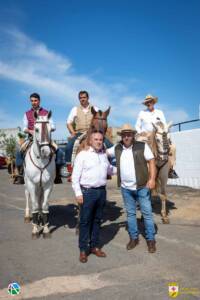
[168,128,200,189]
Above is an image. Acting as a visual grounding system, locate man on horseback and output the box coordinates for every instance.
[15,93,64,184]
[65,90,112,173]
[135,94,178,178]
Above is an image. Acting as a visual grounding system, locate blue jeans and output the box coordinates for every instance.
[121,187,155,240]
[65,133,83,163]
[65,132,113,163]
[79,187,106,252]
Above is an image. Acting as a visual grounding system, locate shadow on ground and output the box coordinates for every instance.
[49,204,78,233]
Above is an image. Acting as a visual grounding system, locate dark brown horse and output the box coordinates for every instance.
[71,106,111,161]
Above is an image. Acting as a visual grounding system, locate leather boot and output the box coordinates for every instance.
[147,240,156,253]
[54,166,62,184]
[126,238,139,250]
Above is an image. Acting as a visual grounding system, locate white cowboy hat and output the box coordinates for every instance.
[117,124,137,136]
[142,94,158,105]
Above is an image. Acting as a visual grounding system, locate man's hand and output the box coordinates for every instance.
[146,179,155,190]
[76,195,83,204]
[29,130,34,135]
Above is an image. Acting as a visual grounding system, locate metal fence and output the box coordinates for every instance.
[172,119,200,132]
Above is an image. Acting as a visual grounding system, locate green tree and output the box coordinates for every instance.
[0,130,17,158]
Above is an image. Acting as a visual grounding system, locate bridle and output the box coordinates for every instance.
[92,117,107,134]
[154,130,170,176]
[28,119,54,187]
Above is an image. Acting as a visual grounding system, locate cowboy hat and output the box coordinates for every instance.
[142,94,158,105]
[117,124,137,136]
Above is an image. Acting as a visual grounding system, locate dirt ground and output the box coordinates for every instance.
[0,169,200,300]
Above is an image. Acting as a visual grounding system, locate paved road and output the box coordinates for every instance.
[0,169,200,300]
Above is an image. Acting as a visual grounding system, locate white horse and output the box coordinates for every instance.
[24,111,56,238]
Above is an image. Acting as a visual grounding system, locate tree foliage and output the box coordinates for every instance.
[0,130,17,158]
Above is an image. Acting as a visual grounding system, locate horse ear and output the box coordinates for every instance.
[152,122,157,130]
[167,121,173,129]
[104,106,111,117]
[91,106,97,115]
[34,111,38,119]
[47,110,52,119]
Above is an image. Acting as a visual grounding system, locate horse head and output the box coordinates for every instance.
[33,111,52,158]
[152,121,172,160]
[90,106,110,135]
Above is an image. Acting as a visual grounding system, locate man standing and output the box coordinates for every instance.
[135,94,178,178]
[15,93,64,184]
[107,124,157,253]
[72,130,116,263]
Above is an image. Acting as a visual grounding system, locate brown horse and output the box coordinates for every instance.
[71,106,111,163]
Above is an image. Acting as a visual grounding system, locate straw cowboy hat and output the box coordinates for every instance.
[117,124,137,136]
[142,94,158,105]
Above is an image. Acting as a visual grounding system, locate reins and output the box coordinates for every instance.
[29,149,53,187]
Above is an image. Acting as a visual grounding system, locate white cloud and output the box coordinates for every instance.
[0,28,191,138]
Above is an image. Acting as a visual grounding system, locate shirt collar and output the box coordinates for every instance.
[81,104,90,110]
[145,108,155,113]
[31,107,42,112]
[120,142,133,150]
[89,146,104,153]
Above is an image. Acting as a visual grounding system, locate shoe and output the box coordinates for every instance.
[168,169,179,179]
[79,251,88,263]
[90,247,106,257]
[126,238,139,250]
[147,240,156,253]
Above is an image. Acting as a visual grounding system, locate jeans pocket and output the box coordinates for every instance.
[138,187,150,197]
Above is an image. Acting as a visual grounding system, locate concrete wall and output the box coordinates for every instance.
[168,128,200,189]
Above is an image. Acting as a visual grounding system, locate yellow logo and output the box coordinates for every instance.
[168,282,179,298]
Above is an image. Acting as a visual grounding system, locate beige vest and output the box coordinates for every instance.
[75,105,93,133]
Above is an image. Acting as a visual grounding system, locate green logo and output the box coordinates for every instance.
[8,282,21,296]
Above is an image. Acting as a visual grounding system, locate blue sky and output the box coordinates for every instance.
[0,0,200,138]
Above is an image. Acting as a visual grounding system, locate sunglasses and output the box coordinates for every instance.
[122,133,133,137]
[146,101,153,106]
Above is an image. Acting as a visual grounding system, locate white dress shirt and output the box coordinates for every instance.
[67,105,99,124]
[135,108,167,133]
[72,147,116,197]
[23,112,55,132]
[107,143,154,190]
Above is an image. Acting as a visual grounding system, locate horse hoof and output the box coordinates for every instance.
[31,232,40,239]
[43,232,51,239]
[162,218,170,224]
[24,217,31,223]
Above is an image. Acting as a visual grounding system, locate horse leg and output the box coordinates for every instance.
[158,163,169,224]
[160,193,169,224]
[27,180,40,238]
[41,184,53,238]
[24,187,31,223]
